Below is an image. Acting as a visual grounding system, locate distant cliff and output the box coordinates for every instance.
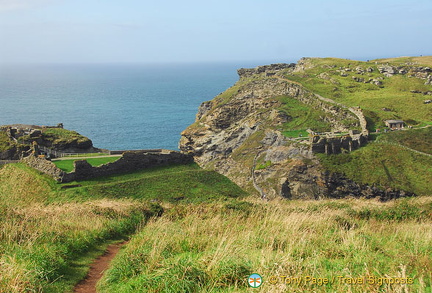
[0,124,94,160]
[180,57,432,198]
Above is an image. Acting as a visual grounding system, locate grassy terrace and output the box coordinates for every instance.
[53,156,121,172]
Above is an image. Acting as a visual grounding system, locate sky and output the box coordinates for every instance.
[0,0,431,64]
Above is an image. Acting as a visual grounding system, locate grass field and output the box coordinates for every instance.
[53,156,121,172]
[99,197,432,292]
[0,162,430,292]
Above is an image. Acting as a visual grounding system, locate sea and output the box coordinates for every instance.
[0,62,264,150]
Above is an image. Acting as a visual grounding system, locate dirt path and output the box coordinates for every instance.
[74,241,127,293]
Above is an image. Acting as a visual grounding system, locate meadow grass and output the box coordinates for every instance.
[99,197,432,293]
[0,162,246,292]
[53,156,121,172]
[0,164,155,292]
[277,96,332,134]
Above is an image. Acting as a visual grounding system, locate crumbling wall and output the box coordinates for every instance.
[24,150,194,183]
[310,133,368,154]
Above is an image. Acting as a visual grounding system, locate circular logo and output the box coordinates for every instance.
[248,273,263,288]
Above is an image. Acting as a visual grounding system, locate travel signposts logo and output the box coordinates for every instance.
[248,273,263,288]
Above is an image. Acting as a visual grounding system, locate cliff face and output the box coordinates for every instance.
[180,59,420,199]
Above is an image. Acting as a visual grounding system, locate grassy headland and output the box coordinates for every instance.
[281,57,432,130]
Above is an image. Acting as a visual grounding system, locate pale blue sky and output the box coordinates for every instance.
[0,0,431,64]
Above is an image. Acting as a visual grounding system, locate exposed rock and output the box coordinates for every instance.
[377,65,396,77]
[196,101,213,120]
[325,172,415,201]
[237,63,295,78]
[352,76,365,83]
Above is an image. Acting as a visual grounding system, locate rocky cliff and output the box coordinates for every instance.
[180,58,425,199]
[0,124,95,160]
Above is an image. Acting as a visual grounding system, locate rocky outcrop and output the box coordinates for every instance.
[237,63,295,78]
[325,172,415,201]
[0,124,95,159]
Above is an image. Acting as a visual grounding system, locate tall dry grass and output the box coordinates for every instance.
[0,164,153,292]
[100,197,432,293]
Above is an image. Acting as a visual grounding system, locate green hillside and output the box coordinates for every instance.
[281,57,432,130]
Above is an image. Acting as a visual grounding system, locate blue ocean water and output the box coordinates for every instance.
[0,62,252,150]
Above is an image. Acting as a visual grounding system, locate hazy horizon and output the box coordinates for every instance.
[1,0,431,65]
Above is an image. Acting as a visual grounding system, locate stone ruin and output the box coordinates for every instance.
[310,130,368,154]
[23,150,193,183]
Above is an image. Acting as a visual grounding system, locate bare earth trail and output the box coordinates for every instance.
[74,241,127,293]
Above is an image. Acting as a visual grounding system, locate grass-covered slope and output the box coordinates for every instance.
[0,162,245,292]
[99,198,432,292]
[282,57,432,130]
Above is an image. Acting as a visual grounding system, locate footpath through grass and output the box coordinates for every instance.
[99,197,432,293]
[0,162,245,292]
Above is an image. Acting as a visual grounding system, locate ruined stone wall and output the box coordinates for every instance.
[24,150,193,183]
[23,154,66,180]
[310,133,368,154]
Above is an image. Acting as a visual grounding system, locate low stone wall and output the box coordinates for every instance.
[24,150,193,183]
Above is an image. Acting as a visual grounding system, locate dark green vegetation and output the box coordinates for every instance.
[0,131,13,152]
[53,156,121,172]
[0,162,245,292]
[375,127,432,155]
[319,141,432,195]
[319,127,432,196]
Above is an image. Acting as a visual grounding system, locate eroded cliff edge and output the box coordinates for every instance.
[179,57,428,199]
